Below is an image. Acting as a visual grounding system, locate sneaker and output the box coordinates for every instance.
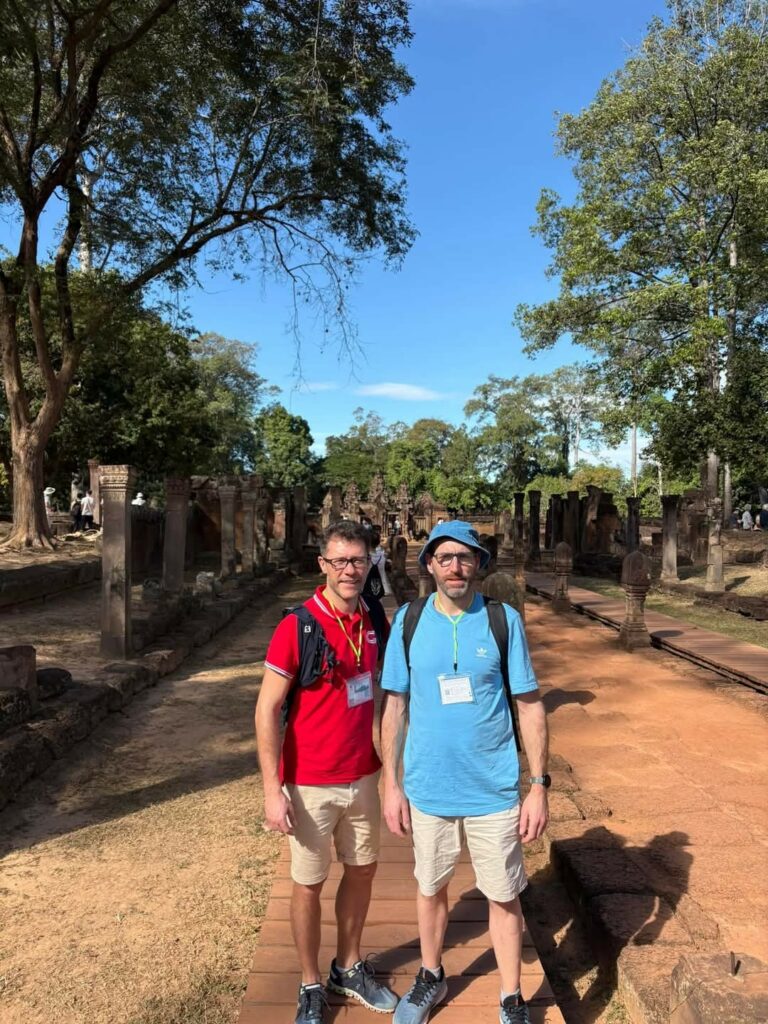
[328,956,398,1013]
[295,983,328,1024]
[499,992,531,1024]
[393,966,447,1024]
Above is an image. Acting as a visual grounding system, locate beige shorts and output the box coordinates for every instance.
[411,803,527,903]
[284,771,381,885]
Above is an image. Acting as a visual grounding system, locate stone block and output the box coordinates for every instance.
[37,667,72,700]
[572,790,613,820]
[552,836,651,899]
[670,952,768,1024]
[591,892,691,949]
[142,646,186,677]
[31,702,90,757]
[0,688,33,734]
[61,684,112,729]
[0,728,54,809]
[0,645,39,710]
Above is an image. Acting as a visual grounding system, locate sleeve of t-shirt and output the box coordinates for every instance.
[264,614,299,681]
[506,607,539,694]
[380,606,409,694]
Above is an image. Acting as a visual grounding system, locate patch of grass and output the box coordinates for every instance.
[126,968,241,1024]
[574,576,768,649]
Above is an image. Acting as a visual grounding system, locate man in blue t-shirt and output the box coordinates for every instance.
[380,521,549,1024]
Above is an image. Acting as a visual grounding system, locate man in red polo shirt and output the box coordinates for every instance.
[255,520,398,1024]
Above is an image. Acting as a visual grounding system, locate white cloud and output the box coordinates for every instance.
[355,382,447,401]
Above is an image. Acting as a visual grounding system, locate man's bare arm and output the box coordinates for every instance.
[515,690,549,843]
[380,691,411,836]
[255,667,295,834]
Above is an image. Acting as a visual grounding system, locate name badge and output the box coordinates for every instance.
[438,673,474,705]
[346,672,373,708]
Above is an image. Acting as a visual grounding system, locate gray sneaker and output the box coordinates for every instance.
[499,992,531,1024]
[393,967,447,1024]
[328,957,398,1013]
[295,983,327,1024]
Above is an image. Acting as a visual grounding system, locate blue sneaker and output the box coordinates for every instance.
[327,957,398,1013]
[499,992,531,1024]
[393,967,447,1024]
[295,983,327,1024]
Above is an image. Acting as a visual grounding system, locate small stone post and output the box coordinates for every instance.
[619,550,652,650]
[240,479,258,577]
[565,490,580,551]
[661,494,681,583]
[502,508,514,551]
[254,494,270,574]
[161,477,190,594]
[218,478,238,579]
[528,490,542,567]
[88,458,101,526]
[0,645,39,712]
[551,494,564,546]
[705,499,725,593]
[552,542,573,613]
[513,492,525,545]
[625,496,642,553]
[100,465,136,658]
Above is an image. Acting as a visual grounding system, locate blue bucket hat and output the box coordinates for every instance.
[418,520,491,569]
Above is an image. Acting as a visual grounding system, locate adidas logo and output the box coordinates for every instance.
[476,647,488,658]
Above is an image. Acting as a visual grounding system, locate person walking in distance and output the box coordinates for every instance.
[80,489,95,530]
[380,521,549,1024]
[255,520,399,1024]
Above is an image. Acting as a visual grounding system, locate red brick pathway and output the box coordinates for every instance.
[238,822,564,1024]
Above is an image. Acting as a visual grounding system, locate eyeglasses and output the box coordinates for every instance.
[431,552,477,569]
[321,556,370,571]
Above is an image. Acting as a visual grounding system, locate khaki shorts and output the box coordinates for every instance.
[285,771,381,885]
[411,803,527,903]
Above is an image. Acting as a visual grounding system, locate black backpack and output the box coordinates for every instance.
[400,595,521,751]
[280,597,389,723]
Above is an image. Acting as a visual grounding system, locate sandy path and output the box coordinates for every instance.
[0,576,311,1024]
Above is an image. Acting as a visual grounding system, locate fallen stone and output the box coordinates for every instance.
[60,684,112,729]
[670,952,768,1024]
[0,728,54,809]
[0,688,32,734]
[30,701,90,757]
[37,667,72,700]
[552,833,651,898]
[572,790,612,820]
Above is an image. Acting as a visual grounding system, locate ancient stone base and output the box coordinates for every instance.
[670,952,768,1024]
[552,597,571,614]
[619,624,651,650]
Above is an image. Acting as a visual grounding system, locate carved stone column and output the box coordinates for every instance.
[100,465,136,658]
[528,490,542,567]
[162,477,190,594]
[240,480,258,577]
[565,490,580,552]
[513,492,525,545]
[625,496,642,553]
[661,494,681,583]
[619,550,651,650]
[88,458,101,526]
[418,561,433,598]
[551,494,564,546]
[218,479,238,579]
[705,499,725,593]
[502,508,514,551]
[552,542,572,613]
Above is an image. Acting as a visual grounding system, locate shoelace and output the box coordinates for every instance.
[407,969,442,1006]
[299,986,328,1021]
[500,996,529,1024]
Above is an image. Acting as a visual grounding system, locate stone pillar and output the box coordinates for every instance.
[619,550,651,650]
[582,486,602,553]
[218,479,238,579]
[240,480,258,577]
[254,499,269,573]
[625,496,642,553]
[513,492,525,545]
[661,495,681,583]
[501,508,514,551]
[100,465,136,659]
[565,490,580,552]
[292,486,307,556]
[88,458,101,526]
[527,490,542,567]
[705,499,725,593]
[418,561,433,598]
[544,502,552,549]
[550,494,563,546]
[552,542,573,613]
[513,539,526,589]
[162,477,189,594]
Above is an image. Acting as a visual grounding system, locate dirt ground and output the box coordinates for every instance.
[0,579,300,1024]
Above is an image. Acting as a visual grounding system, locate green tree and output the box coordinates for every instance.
[252,403,314,489]
[0,1,414,546]
[324,409,390,492]
[515,0,768,506]
[384,418,454,496]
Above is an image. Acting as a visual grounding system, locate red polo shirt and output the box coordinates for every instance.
[264,588,387,785]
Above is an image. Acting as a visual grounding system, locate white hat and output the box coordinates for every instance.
[44,486,56,495]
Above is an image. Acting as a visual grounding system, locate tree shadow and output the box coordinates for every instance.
[543,689,596,712]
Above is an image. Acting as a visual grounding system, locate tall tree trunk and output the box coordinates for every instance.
[706,451,719,501]
[7,426,55,548]
[723,462,732,524]
[631,423,638,497]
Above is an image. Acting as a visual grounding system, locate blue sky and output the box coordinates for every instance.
[182,0,666,463]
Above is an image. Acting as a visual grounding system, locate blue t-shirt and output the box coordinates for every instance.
[381,593,539,817]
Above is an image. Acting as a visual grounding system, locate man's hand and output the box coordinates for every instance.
[383,783,411,837]
[519,787,548,844]
[264,789,295,835]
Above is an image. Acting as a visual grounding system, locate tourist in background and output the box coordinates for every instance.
[742,507,754,530]
[80,490,95,530]
[70,493,83,532]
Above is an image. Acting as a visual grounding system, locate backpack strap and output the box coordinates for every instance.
[289,605,337,688]
[402,595,430,672]
[363,596,388,659]
[483,596,522,752]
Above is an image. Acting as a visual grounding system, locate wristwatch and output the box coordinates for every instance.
[529,774,551,788]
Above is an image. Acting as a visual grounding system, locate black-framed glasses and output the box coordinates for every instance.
[432,552,477,568]
[321,556,371,571]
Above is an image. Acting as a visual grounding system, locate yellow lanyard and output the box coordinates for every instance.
[435,595,466,672]
[330,602,364,667]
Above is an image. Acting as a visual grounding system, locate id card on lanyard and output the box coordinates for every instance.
[438,672,475,705]
[346,671,374,707]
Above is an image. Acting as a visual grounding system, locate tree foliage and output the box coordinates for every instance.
[515,0,768,487]
[252,402,315,489]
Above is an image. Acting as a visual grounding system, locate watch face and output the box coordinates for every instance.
[543,773,552,789]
